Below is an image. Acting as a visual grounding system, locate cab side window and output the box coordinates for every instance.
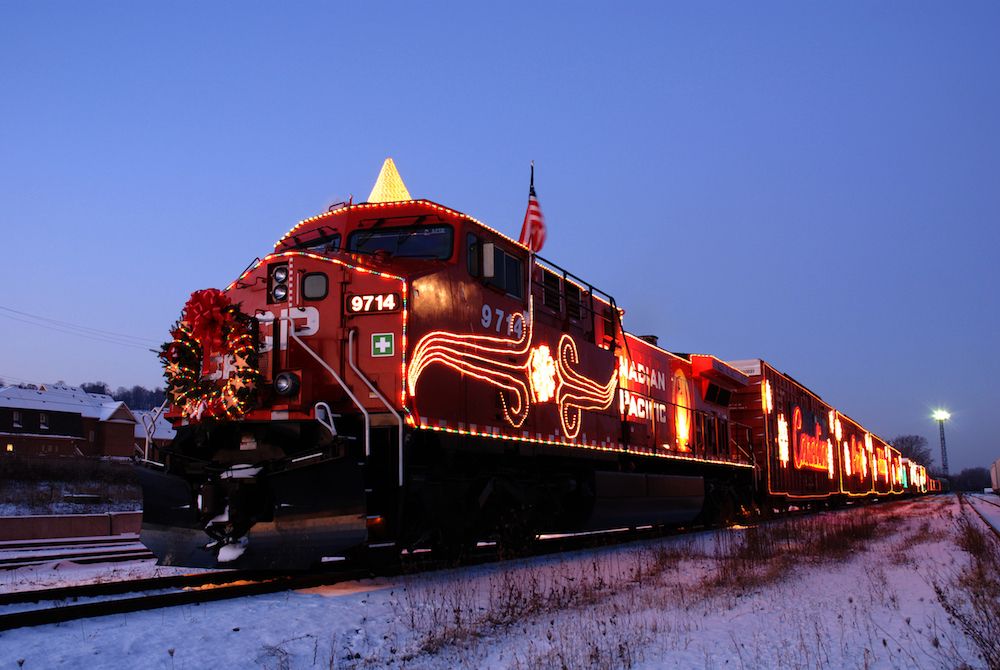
[467,233,523,299]
[493,247,523,298]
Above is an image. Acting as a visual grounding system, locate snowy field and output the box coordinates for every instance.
[1,494,997,670]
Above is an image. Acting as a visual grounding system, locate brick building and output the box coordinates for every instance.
[0,384,137,458]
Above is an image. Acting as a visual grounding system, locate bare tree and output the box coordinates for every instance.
[891,434,934,467]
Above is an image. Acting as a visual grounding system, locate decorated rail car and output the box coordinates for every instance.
[137,161,932,569]
[728,359,928,508]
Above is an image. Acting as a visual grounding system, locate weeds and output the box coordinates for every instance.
[706,508,891,591]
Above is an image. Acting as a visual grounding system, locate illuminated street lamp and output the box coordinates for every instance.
[932,409,951,476]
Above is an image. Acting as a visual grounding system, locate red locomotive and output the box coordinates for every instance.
[137,160,931,569]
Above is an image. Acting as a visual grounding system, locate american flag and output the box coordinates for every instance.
[518,164,546,253]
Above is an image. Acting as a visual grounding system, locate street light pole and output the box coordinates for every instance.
[932,410,951,477]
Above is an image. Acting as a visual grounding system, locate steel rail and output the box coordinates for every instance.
[959,493,1000,541]
[0,548,154,571]
[0,535,140,551]
[0,568,371,632]
[0,570,253,607]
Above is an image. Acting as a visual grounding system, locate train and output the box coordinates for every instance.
[136,159,934,569]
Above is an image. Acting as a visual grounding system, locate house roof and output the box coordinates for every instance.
[0,384,136,424]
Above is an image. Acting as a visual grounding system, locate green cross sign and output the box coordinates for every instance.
[371,333,395,357]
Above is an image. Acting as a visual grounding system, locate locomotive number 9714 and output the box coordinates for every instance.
[347,292,400,314]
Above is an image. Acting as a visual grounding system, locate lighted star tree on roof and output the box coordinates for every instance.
[367,158,412,203]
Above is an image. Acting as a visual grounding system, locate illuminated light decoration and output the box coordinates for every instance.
[273,198,531,255]
[776,413,790,466]
[791,406,830,472]
[556,335,618,439]
[856,438,867,478]
[407,302,617,439]
[528,345,556,402]
[367,158,412,203]
[762,379,773,414]
[408,307,533,427]
[160,291,261,422]
[828,410,835,433]
[827,440,834,479]
[843,441,852,477]
[673,370,693,450]
[834,417,843,443]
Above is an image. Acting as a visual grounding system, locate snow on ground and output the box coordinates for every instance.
[0,494,994,669]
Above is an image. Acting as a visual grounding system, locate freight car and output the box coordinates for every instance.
[136,161,930,569]
[728,359,928,510]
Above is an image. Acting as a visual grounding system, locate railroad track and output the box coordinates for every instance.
[0,536,154,570]
[0,496,927,633]
[957,493,1000,540]
[0,566,375,632]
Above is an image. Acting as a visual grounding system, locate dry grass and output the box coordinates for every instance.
[705,507,892,591]
[335,505,909,668]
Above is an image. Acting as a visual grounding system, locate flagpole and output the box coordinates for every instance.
[526,161,535,329]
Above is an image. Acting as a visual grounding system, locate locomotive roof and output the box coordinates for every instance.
[274,198,527,255]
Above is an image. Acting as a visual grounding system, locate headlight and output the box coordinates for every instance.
[272,284,288,301]
[273,266,288,283]
[274,372,300,396]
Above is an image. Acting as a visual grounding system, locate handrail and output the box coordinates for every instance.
[348,329,405,487]
[284,319,371,457]
[313,401,337,438]
[142,399,170,462]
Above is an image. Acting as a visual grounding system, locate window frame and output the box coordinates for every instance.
[486,245,524,299]
[467,232,525,301]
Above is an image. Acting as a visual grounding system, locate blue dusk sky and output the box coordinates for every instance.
[1,3,997,472]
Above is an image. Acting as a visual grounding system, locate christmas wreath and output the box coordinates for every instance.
[159,288,261,421]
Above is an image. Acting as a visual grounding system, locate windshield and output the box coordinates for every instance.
[348,225,453,260]
[294,232,341,254]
